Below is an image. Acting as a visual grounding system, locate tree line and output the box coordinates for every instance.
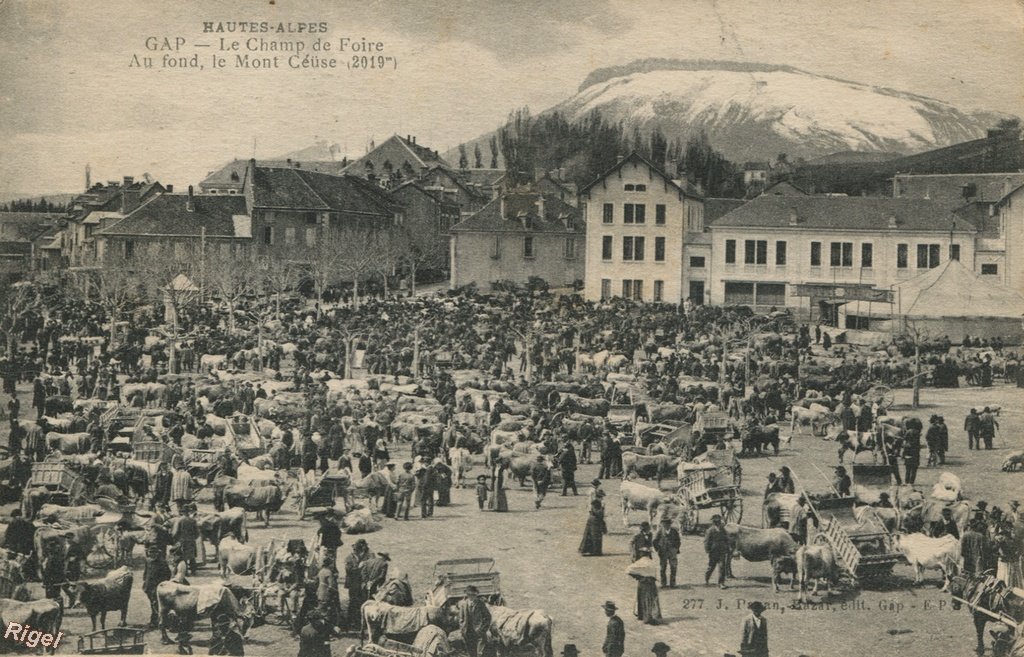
[0,197,68,213]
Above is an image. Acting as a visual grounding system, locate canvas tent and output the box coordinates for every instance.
[845,260,1024,343]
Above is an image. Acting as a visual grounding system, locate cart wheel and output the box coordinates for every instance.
[97,525,120,558]
[722,498,743,525]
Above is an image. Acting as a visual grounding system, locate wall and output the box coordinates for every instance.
[451,230,582,289]
[1003,189,1024,291]
[583,160,699,303]
[708,226,976,311]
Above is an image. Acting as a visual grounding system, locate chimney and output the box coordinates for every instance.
[187,185,195,212]
[406,135,410,143]
[166,184,173,193]
[788,208,799,226]
[888,214,899,228]
[413,136,417,145]
[499,195,506,220]
[123,176,134,186]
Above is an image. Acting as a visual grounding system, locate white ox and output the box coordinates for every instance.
[894,533,960,589]
[619,480,670,527]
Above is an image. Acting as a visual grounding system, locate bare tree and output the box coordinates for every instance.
[368,230,400,298]
[334,224,383,310]
[393,216,447,296]
[257,253,299,320]
[0,281,40,358]
[82,255,143,348]
[205,252,256,333]
[135,247,199,373]
[303,233,344,319]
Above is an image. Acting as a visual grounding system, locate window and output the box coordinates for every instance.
[623,236,645,261]
[724,282,755,305]
[624,203,646,224]
[173,242,184,260]
[123,240,134,259]
[523,236,535,259]
[624,184,633,191]
[602,204,613,224]
[725,239,736,264]
[635,184,646,192]
[830,242,853,267]
[622,279,644,300]
[600,279,611,300]
[305,227,316,245]
[861,243,873,268]
[689,256,706,268]
[653,280,664,302]
[285,226,296,244]
[917,243,940,268]
[490,236,501,259]
[624,184,647,192]
[775,241,787,266]
[757,283,787,307]
[304,212,318,225]
[950,244,961,261]
[563,237,577,260]
[654,237,665,262]
[601,235,613,260]
[263,226,273,245]
[744,239,767,265]
[810,241,821,267]
[897,243,908,269]
[655,204,666,225]
[981,263,999,275]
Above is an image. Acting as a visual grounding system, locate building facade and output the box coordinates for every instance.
[449,190,583,290]
[708,195,976,322]
[580,153,704,304]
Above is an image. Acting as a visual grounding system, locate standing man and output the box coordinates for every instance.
[704,514,730,589]
[316,511,343,565]
[653,517,681,588]
[457,586,491,657]
[417,460,436,518]
[964,409,980,451]
[630,522,653,562]
[739,601,769,657]
[143,511,173,630]
[151,461,172,511]
[531,455,551,510]
[960,520,988,576]
[169,462,195,515]
[979,407,998,450]
[171,502,199,576]
[343,539,368,630]
[558,440,578,496]
[902,419,922,485]
[394,462,416,520]
[602,601,625,657]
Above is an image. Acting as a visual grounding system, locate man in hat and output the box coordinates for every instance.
[651,642,671,657]
[979,407,998,450]
[961,519,989,576]
[930,507,960,540]
[151,461,172,511]
[171,502,199,575]
[874,492,894,509]
[561,644,580,657]
[143,510,173,629]
[653,517,681,588]
[832,466,851,497]
[316,511,343,565]
[170,462,195,515]
[602,601,625,657]
[531,455,552,510]
[558,440,578,496]
[458,585,491,657]
[740,601,769,657]
[630,522,653,562]
[704,514,729,589]
[343,539,369,629]
[316,552,341,630]
[209,613,245,656]
[475,474,489,510]
[360,551,390,598]
[298,605,333,657]
[395,462,417,520]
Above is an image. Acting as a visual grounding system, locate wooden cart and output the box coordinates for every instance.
[677,462,743,533]
[224,414,266,459]
[808,495,903,585]
[297,472,350,520]
[76,627,146,654]
[425,557,503,608]
[23,461,86,513]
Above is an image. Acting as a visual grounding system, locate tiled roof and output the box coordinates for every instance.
[760,181,808,196]
[249,166,397,216]
[391,181,458,207]
[579,152,703,199]
[450,192,582,234]
[703,198,746,225]
[0,212,62,242]
[95,194,249,238]
[710,195,974,233]
[202,159,347,188]
[893,173,1024,209]
[953,201,1000,239]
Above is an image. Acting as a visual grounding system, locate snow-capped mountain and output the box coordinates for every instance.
[550,60,1008,162]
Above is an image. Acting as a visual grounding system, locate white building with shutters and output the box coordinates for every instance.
[707,195,976,323]
[579,152,706,304]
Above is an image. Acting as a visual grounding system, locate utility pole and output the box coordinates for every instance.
[912,340,921,409]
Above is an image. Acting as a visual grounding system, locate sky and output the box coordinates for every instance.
[0,0,1022,197]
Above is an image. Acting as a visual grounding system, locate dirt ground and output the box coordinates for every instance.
[4,381,1023,657]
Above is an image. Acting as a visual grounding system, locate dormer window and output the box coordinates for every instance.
[230,172,240,182]
[624,184,647,192]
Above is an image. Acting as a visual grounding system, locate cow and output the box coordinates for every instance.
[508,455,544,487]
[771,554,798,592]
[1003,450,1024,472]
[763,493,801,530]
[724,524,798,563]
[217,537,258,576]
[72,566,133,631]
[621,453,677,485]
[360,601,450,645]
[0,598,63,653]
[199,507,249,561]
[790,405,834,436]
[795,544,838,602]
[894,533,960,589]
[619,479,670,527]
[221,481,288,527]
[199,354,227,372]
[44,431,91,454]
[487,604,554,657]
[156,580,256,651]
[351,471,392,512]
[740,424,780,456]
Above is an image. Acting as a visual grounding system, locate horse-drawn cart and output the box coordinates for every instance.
[297,472,351,520]
[22,461,86,515]
[677,462,743,533]
[224,414,266,460]
[807,495,903,584]
[425,557,503,608]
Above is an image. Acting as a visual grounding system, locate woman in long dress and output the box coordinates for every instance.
[488,459,509,512]
[631,550,662,625]
[579,498,607,556]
